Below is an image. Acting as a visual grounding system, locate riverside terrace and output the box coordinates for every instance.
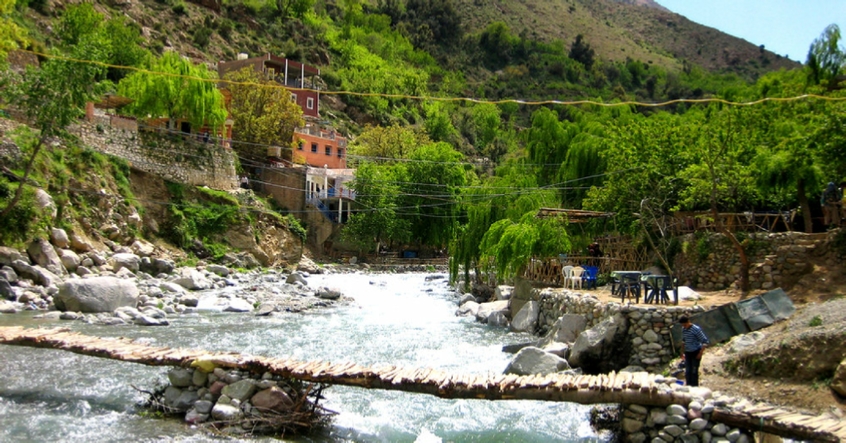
[0,327,843,442]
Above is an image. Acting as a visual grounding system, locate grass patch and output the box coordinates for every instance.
[808,315,823,327]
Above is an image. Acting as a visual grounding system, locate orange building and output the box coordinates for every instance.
[293,123,348,169]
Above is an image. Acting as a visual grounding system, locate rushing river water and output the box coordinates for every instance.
[0,272,605,442]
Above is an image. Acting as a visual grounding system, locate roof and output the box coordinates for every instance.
[536,208,616,223]
[93,94,134,109]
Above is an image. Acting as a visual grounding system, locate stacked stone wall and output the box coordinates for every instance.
[72,122,238,191]
[536,288,706,373]
[673,231,840,291]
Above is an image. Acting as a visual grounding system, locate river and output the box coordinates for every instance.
[0,272,605,442]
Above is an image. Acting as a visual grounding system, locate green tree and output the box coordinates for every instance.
[0,0,26,62]
[342,162,410,253]
[347,123,430,163]
[225,67,304,162]
[569,34,595,69]
[479,212,570,282]
[117,51,227,130]
[1,50,105,221]
[807,24,845,86]
[273,0,315,20]
[57,2,103,47]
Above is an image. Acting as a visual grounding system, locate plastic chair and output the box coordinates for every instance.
[561,265,574,287]
[582,266,598,290]
[569,266,585,290]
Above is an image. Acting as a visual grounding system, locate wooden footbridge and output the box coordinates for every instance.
[1,326,843,442]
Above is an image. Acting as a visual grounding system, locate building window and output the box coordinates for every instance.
[297,141,303,150]
[311,142,318,153]
[325,146,332,156]
[291,94,297,102]
[306,97,314,109]
[337,148,344,158]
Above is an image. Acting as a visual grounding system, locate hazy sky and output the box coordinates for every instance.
[656,0,845,63]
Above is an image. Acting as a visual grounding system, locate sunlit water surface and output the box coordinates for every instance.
[0,272,606,442]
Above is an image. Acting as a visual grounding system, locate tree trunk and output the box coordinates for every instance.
[797,178,813,233]
[0,138,44,221]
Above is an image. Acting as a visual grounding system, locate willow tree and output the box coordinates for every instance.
[479,212,570,283]
[342,162,411,254]
[0,0,25,62]
[118,51,227,130]
[225,67,304,163]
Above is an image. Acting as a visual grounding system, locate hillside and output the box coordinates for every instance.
[453,0,798,79]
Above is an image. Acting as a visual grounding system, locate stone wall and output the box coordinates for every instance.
[534,288,706,373]
[673,231,839,291]
[72,122,238,191]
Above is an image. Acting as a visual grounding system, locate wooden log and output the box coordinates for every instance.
[710,409,839,443]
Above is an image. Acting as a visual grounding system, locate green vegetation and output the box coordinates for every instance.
[809,315,823,327]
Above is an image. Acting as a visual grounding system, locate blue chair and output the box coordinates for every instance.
[582,266,598,290]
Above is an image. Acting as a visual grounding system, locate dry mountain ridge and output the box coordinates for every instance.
[455,0,798,79]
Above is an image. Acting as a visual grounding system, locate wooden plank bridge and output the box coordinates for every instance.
[1,326,843,442]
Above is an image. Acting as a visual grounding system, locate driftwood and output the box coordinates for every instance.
[1,326,844,441]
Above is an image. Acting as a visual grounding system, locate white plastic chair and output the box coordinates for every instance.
[569,266,585,290]
[561,265,574,287]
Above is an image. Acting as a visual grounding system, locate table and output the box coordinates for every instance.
[610,271,646,304]
[641,275,677,305]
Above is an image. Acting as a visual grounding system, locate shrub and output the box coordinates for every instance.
[809,315,823,327]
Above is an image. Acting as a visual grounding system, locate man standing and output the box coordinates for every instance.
[679,316,709,387]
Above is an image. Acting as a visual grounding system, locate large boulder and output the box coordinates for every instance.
[0,247,25,266]
[55,277,140,313]
[110,253,141,273]
[130,240,156,257]
[495,285,513,301]
[11,260,60,287]
[0,279,15,301]
[504,346,571,376]
[510,300,539,333]
[476,300,510,323]
[26,238,64,275]
[456,300,480,317]
[50,228,70,249]
[172,269,213,290]
[34,189,56,218]
[568,313,630,373]
[59,249,81,273]
[551,314,588,344]
[251,387,294,412]
[221,379,257,401]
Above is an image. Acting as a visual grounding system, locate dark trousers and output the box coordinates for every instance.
[684,350,702,387]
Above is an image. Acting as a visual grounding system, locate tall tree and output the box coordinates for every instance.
[342,162,410,253]
[118,51,227,130]
[224,67,304,162]
[0,0,25,62]
[807,24,845,86]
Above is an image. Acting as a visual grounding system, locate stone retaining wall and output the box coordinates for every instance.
[72,122,238,191]
[534,288,706,373]
[620,401,753,443]
[673,231,840,291]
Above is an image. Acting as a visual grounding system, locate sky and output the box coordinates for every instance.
[655,0,846,63]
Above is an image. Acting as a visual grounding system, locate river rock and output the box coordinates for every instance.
[0,279,15,301]
[168,368,193,387]
[223,298,253,312]
[59,249,81,273]
[690,418,708,431]
[111,253,141,273]
[667,404,687,416]
[456,301,480,317]
[130,240,155,257]
[510,300,539,333]
[173,390,199,411]
[50,228,70,249]
[221,379,257,401]
[504,346,570,376]
[622,418,644,433]
[286,273,307,286]
[725,429,741,442]
[458,293,476,306]
[211,403,243,421]
[568,313,628,372]
[194,400,214,414]
[55,277,139,313]
[26,238,64,276]
[495,285,513,301]
[0,246,25,266]
[664,425,684,437]
[316,287,341,300]
[0,301,18,313]
[251,387,294,412]
[134,314,169,326]
[0,266,17,283]
[184,408,208,424]
[193,370,208,387]
[476,300,509,323]
[649,409,668,426]
[12,261,60,287]
[643,329,659,343]
[206,264,230,277]
[552,314,588,344]
[173,269,212,290]
[711,423,728,436]
[178,294,199,307]
[487,311,509,327]
[160,281,186,294]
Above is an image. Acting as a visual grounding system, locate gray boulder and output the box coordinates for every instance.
[251,387,294,412]
[0,246,25,266]
[221,379,257,401]
[476,300,510,323]
[316,287,341,300]
[168,368,194,387]
[495,285,513,301]
[130,240,155,257]
[487,311,509,327]
[211,403,243,421]
[223,298,254,312]
[551,314,588,344]
[59,249,81,273]
[172,269,212,290]
[286,272,308,286]
[0,266,17,283]
[134,315,169,326]
[0,301,17,314]
[510,300,539,333]
[0,279,15,301]
[458,293,476,306]
[50,228,70,249]
[456,300,480,317]
[11,260,60,287]
[55,277,140,313]
[504,346,571,375]
[34,189,56,218]
[728,331,765,353]
[832,359,846,397]
[568,313,629,373]
[206,264,230,277]
[27,238,64,275]
[111,253,141,273]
